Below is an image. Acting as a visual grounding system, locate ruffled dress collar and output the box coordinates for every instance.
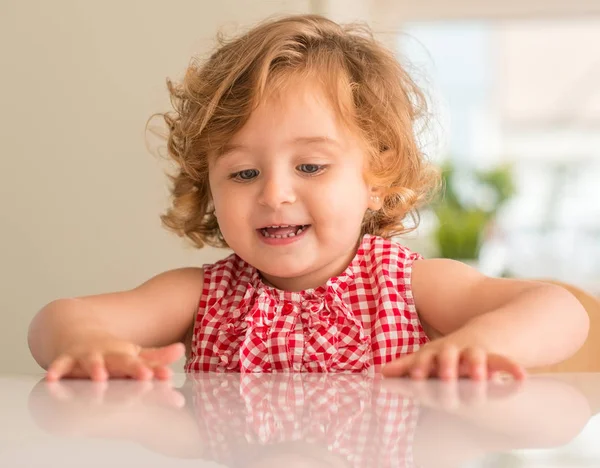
[213,235,374,372]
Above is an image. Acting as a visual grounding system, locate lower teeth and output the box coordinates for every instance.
[262,226,306,238]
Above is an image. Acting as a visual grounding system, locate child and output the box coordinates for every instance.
[28,14,588,381]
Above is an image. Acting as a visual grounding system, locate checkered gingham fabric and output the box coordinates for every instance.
[185,234,429,373]
[186,372,421,468]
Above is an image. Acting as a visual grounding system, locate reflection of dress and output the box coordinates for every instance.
[187,373,421,468]
[185,234,429,373]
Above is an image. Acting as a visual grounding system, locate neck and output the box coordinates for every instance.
[259,237,362,292]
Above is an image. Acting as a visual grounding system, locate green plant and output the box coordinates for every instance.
[433,162,515,260]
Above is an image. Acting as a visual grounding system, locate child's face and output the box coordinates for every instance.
[209,79,379,291]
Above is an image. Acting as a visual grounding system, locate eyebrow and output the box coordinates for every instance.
[219,136,341,158]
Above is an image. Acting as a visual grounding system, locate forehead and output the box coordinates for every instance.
[230,77,356,147]
[254,82,335,133]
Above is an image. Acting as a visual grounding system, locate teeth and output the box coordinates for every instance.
[261,225,307,239]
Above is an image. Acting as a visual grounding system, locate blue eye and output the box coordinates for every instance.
[231,169,259,181]
[298,164,324,174]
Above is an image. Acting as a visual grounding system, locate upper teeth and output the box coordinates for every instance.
[261,225,307,238]
[267,225,293,228]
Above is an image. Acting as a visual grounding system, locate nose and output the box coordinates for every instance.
[257,171,296,209]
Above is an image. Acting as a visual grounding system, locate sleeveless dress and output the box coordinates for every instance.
[185,234,429,373]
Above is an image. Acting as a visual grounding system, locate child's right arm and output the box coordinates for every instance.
[28,267,204,381]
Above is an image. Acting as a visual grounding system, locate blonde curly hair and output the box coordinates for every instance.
[154,14,440,249]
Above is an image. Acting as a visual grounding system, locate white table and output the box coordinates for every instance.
[2,373,600,467]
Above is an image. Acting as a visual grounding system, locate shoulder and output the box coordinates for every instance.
[67,266,207,348]
[133,267,206,312]
[360,235,423,270]
[411,257,481,287]
[135,266,205,292]
[201,252,256,293]
[203,252,247,275]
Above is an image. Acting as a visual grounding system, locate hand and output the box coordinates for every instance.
[381,339,526,381]
[46,337,185,381]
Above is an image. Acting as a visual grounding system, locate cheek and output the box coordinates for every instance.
[212,186,253,231]
[210,184,234,223]
[309,175,369,221]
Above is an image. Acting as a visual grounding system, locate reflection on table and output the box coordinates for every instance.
[27,373,600,467]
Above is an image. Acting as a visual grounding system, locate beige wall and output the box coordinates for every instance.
[3,0,600,374]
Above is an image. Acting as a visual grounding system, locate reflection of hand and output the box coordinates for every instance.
[381,376,521,412]
[26,374,594,468]
[28,378,204,458]
[46,339,185,381]
[382,377,591,468]
[540,373,600,416]
[382,340,525,380]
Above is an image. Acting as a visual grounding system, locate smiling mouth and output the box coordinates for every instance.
[259,224,310,238]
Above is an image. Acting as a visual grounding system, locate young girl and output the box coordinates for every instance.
[28,14,588,382]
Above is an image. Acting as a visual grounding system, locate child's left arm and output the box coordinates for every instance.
[382,258,590,380]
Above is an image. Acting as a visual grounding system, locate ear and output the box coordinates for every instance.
[367,186,384,211]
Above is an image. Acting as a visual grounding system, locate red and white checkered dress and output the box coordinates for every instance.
[185,234,429,373]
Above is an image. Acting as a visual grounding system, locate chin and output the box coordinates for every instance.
[258,264,305,280]
[258,256,321,280]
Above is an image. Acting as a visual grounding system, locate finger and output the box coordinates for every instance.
[437,346,461,380]
[458,359,471,376]
[410,350,436,380]
[80,353,108,382]
[125,359,153,381]
[152,366,173,381]
[381,355,414,378]
[138,343,186,366]
[487,354,527,380]
[462,348,488,380]
[46,355,76,381]
[104,355,153,380]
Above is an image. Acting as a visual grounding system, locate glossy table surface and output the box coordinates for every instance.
[2,373,600,467]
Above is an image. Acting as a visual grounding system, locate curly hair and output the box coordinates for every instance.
[152,14,440,249]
